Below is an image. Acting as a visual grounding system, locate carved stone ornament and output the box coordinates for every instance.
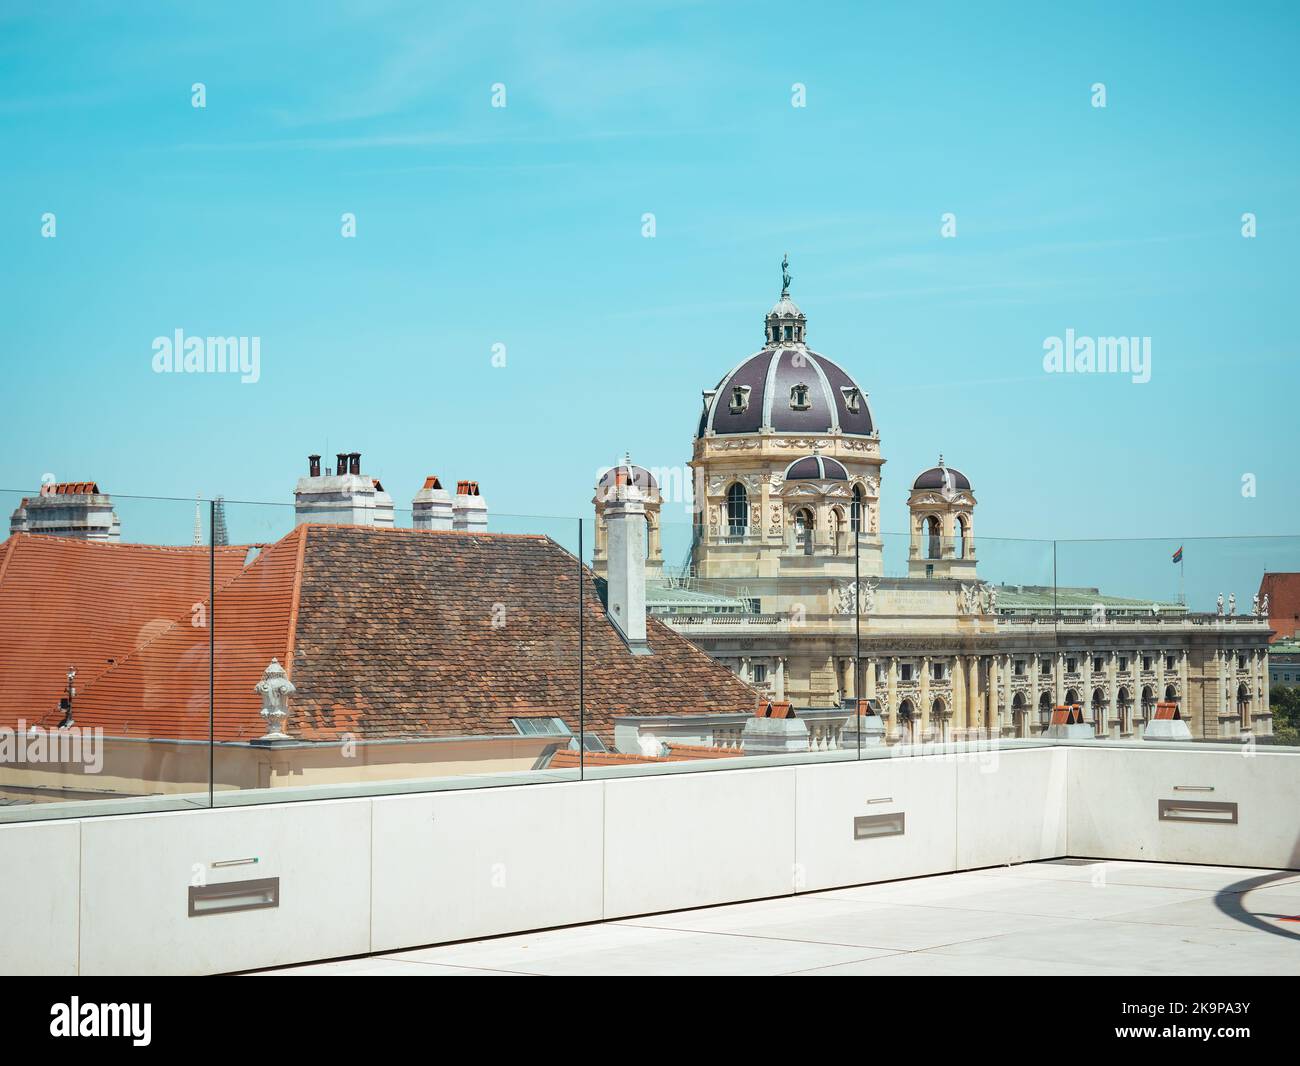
[255,658,297,741]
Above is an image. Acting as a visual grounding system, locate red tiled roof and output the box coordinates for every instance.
[0,534,247,733]
[1259,573,1300,640]
[70,528,305,741]
[49,482,101,495]
[0,525,757,745]
[287,525,757,743]
[547,744,740,768]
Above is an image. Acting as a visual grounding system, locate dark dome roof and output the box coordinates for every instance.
[596,460,657,495]
[784,455,849,481]
[699,348,874,438]
[912,459,971,493]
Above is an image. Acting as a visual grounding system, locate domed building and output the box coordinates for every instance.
[591,259,1273,746]
[691,267,883,586]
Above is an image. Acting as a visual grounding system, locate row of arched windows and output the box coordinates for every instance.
[723,482,870,539]
[921,514,970,559]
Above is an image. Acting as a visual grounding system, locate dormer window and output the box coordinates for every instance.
[841,386,861,414]
[729,385,751,413]
[790,383,810,410]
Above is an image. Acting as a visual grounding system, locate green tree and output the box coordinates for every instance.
[1269,685,1300,745]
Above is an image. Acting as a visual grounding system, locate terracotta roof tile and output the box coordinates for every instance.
[1259,572,1300,640]
[288,525,758,744]
[0,525,757,746]
[0,534,246,733]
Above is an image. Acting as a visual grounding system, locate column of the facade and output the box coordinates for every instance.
[966,655,980,734]
[887,657,899,740]
[1106,650,1117,737]
[776,656,786,700]
[1055,651,1065,705]
[986,655,999,737]
[1247,648,1258,729]
[1180,649,1191,733]
[1154,649,1166,721]
[865,657,877,700]
[951,655,965,738]
[1029,654,1041,734]
[920,656,931,739]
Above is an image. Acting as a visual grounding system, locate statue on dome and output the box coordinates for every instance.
[781,253,791,294]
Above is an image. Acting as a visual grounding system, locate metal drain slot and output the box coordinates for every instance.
[188,876,280,916]
[1158,799,1237,825]
[854,812,905,840]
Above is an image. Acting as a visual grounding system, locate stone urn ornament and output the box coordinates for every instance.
[254,658,296,742]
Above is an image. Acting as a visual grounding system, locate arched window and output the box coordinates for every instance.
[1012,693,1027,738]
[1141,685,1155,720]
[829,507,844,554]
[725,483,748,536]
[897,698,916,743]
[1116,687,1131,734]
[925,515,942,559]
[851,484,866,533]
[1038,691,1053,725]
[1237,683,1251,727]
[955,514,968,559]
[1092,688,1107,735]
[794,507,814,549]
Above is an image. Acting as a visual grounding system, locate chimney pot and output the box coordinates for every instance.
[349,452,361,475]
[336,453,349,477]
[308,454,321,478]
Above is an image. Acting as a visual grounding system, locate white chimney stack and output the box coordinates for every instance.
[412,475,453,530]
[294,452,394,527]
[452,480,488,532]
[604,463,650,655]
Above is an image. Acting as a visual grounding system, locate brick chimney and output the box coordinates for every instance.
[412,475,453,530]
[603,470,649,654]
[308,454,321,478]
[451,480,488,532]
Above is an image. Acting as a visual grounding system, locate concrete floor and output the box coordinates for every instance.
[255,860,1300,976]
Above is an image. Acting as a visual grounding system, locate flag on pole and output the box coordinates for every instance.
[1171,546,1183,564]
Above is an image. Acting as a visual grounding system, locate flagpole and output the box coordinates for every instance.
[1180,556,1185,607]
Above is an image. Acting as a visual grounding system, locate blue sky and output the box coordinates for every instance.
[1,1,1297,603]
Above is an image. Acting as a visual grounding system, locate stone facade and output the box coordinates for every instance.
[593,270,1274,743]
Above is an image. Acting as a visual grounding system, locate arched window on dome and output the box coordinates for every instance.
[725,482,748,536]
[924,515,942,559]
[851,484,866,534]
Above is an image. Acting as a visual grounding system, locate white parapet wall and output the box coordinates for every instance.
[0,744,1296,975]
